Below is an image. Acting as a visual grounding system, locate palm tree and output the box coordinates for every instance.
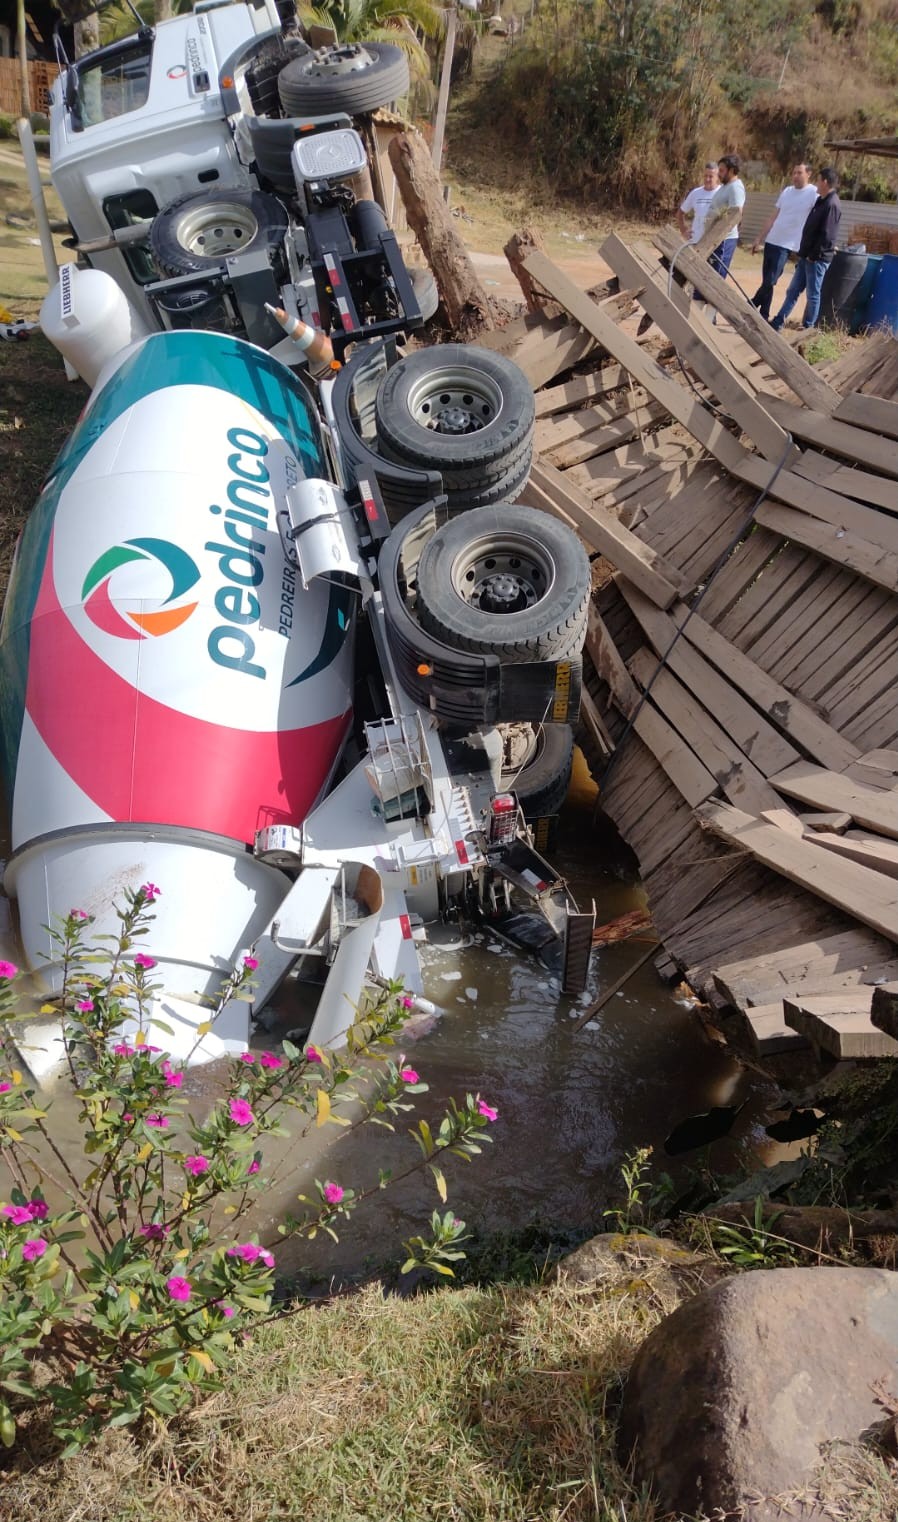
[301,0,441,75]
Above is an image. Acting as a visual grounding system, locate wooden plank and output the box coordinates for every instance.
[546,401,667,470]
[631,704,720,810]
[794,452,898,514]
[519,325,596,391]
[859,749,898,774]
[627,648,784,815]
[534,365,631,417]
[602,234,798,466]
[801,812,852,832]
[871,984,898,1041]
[735,454,898,557]
[754,502,898,595]
[528,460,689,607]
[579,686,614,761]
[770,762,898,837]
[534,388,651,452]
[806,830,898,879]
[652,227,841,415]
[521,251,749,471]
[698,528,785,628]
[833,391,898,440]
[783,994,898,1059]
[713,927,898,1007]
[762,394,898,480]
[583,603,640,717]
[743,1004,809,1057]
[697,801,898,939]
[671,605,860,771]
[617,581,801,777]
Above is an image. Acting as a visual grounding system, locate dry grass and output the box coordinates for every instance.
[0,1279,663,1522]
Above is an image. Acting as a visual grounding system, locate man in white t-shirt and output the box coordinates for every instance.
[677,163,718,245]
[750,163,818,320]
[705,155,746,281]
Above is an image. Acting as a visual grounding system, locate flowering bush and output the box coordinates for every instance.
[0,887,498,1452]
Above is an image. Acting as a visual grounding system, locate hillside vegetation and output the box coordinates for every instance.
[450,0,898,214]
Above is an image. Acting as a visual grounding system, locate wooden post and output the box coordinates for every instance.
[16,0,31,118]
[388,129,495,337]
[431,3,457,176]
[503,226,553,313]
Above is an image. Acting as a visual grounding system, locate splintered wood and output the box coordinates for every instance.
[499,233,898,1065]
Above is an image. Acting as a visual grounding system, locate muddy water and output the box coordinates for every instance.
[8,758,775,1281]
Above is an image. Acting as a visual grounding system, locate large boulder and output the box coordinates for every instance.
[556,1231,725,1308]
[619,1267,898,1520]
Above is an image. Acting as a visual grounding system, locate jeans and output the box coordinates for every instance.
[770,258,828,329]
[751,242,790,321]
[709,238,737,281]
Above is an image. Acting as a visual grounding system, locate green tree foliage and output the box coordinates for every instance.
[301,0,441,75]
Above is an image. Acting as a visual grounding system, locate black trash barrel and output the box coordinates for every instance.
[819,247,869,329]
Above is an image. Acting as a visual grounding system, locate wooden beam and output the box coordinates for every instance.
[534,365,631,418]
[521,250,748,471]
[770,761,898,837]
[627,649,784,814]
[697,801,898,940]
[735,454,898,558]
[584,604,640,717]
[760,394,898,480]
[753,502,898,595]
[579,685,615,759]
[545,401,667,470]
[652,227,840,415]
[783,993,898,1059]
[528,460,689,607]
[669,605,860,771]
[833,391,898,441]
[617,580,801,777]
[794,452,898,515]
[602,233,799,466]
[872,983,898,1040]
[808,830,898,879]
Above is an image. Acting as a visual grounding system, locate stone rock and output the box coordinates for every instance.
[556,1231,725,1308]
[618,1267,898,1520]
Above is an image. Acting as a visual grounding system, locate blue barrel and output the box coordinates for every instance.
[850,254,883,334]
[864,253,898,337]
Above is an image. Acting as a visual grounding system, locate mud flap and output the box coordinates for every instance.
[562,907,596,996]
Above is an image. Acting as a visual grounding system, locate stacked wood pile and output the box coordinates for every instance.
[488,229,898,1070]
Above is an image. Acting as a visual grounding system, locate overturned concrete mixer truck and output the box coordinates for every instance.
[2,0,594,1066]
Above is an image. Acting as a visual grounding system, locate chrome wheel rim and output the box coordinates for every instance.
[450,532,555,614]
[407,365,503,435]
[175,201,259,258]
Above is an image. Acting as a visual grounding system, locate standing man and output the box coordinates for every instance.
[750,163,818,321]
[706,154,745,281]
[677,162,719,245]
[770,167,842,330]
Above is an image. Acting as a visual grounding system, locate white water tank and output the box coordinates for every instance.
[40,263,152,388]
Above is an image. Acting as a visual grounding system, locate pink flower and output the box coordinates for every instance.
[3,1204,35,1225]
[259,1052,282,1070]
[399,1067,419,1084]
[69,908,88,921]
[260,1249,275,1268]
[76,999,94,1013]
[243,956,259,971]
[162,1062,183,1089]
[22,1238,47,1261]
[167,1276,191,1302]
[246,1159,260,1176]
[216,1301,235,1318]
[28,1199,48,1221]
[122,1113,134,1124]
[477,1100,498,1122]
[113,1043,134,1058]
[305,1046,322,1064]
[140,1222,169,1240]
[0,1081,11,1094]
[229,1098,254,1127]
[146,1114,168,1129]
[0,961,18,980]
[239,1052,255,1065]
[228,1242,262,1263]
[184,1155,209,1176]
[133,953,156,971]
[323,1182,344,1206]
[141,883,160,901]
[401,996,415,1009]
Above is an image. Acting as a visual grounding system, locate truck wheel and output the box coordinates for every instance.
[149,188,289,278]
[374,344,535,513]
[499,722,574,817]
[277,42,409,116]
[413,504,590,663]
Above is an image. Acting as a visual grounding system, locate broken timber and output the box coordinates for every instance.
[506,239,898,1068]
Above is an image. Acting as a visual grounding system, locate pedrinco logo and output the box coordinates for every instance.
[82,537,200,640]
[80,427,276,681]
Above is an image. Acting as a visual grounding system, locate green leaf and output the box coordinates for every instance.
[0,1404,15,1448]
[429,1164,447,1203]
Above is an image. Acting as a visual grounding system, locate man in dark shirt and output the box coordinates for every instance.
[770,167,842,330]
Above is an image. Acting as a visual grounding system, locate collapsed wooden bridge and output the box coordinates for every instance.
[481,230,898,1069]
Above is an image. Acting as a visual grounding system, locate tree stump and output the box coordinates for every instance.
[503,226,552,313]
[387,129,495,339]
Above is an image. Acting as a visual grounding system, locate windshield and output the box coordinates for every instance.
[75,38,153,128]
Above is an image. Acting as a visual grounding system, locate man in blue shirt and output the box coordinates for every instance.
[770,168,842,330]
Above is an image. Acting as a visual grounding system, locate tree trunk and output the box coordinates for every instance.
[155,0,175,22]
[74,12,101,60]
[503,226,552,313]
[387,128,494,338]
[16,0,31,118]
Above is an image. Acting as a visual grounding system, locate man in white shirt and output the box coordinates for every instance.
[705,154,746,281]
[677,163,719,245]
[750,163,818,320]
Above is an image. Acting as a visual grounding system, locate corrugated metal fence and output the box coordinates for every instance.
[741,190,898,250]
[0,59,59,117]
